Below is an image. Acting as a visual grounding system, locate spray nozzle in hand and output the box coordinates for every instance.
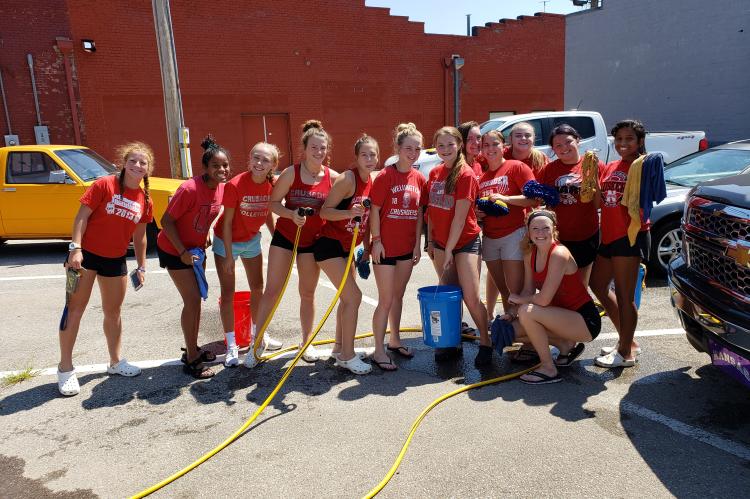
[297,207,315,217]
[353,198,371,223]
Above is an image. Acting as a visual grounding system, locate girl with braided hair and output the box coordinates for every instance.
[158,135,228,379]
[57,142,154,396]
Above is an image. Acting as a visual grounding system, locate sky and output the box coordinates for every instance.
[364,0,583,35]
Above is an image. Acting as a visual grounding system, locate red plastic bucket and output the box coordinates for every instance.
[220,291,252,348]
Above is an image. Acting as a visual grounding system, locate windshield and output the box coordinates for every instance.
[479,120,506,134]
[55,148,118,181]
[663,148,750,187]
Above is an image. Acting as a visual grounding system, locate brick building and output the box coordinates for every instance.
[0,1,565,177]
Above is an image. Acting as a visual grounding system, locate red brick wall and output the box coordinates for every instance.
[0,0,77,145]
[18,1,564,177]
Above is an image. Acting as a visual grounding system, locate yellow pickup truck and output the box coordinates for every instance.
[0,145,184,247]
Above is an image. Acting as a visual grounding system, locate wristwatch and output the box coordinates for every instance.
[68,242,82,251]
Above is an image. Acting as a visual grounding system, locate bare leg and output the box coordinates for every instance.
[167,268,202,362]
[58,268,97,372]
[296,252,320,344]
[97,274,128,366]
[318,257,361,359]
[215,253,236,334]
[455,253,489,346]
[254,245,293,338]
[240,254,264,330]
[373,264,396,364]
[612,256,641,359]
[590,255,620,331]
[387,259,415,349]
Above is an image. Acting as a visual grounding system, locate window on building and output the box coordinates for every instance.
[6,152,63,184]
[489,111,515,120]
[552,116,596,139]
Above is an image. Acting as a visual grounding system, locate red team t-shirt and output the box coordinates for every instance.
[157,175,224,255]
[536,158,602,242]
[424,164,480,249]
[370,166,425,257]
[320,170,372,248]
[216,172,272,242]
[274,165,332,247]
[478,159,534,238]
[599,159,650,245]
[80,175,154,258]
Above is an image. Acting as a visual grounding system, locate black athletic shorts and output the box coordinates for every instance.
[374,252,413,266]
[561,231,599,269]
[313,236,349,262]
[577,300,601,340]
[270,230,315,254]
[433,235,481,255]
[65,249,127,277]
[157,246,192,270]
[598,231,650,262]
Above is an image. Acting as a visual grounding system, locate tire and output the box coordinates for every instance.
[650,219,682,276]
[146,222,159,253]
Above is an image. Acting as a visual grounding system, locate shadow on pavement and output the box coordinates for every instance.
[620,365,750,496]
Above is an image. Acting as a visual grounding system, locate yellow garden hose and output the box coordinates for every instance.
[363,363,539,499]
[131,223,361,498]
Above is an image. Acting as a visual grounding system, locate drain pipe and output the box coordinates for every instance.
[27,54,42,126]
[0,67,12,134]
[56,38,82,145]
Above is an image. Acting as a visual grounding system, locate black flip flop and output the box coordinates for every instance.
[555,343,585,367]
[371,357,398,371]
[520,370,562,385]
[387,345,414,359]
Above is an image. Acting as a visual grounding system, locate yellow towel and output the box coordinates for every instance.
[621,154,646,246]
[580,150,599,203]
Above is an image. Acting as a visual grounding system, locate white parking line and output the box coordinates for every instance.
[621,401,750,461]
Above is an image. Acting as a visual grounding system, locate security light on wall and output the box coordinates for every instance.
[81,40,96,53]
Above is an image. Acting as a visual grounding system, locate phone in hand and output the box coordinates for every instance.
[129,269,143,291]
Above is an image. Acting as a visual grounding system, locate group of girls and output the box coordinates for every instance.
[56,116,651,395]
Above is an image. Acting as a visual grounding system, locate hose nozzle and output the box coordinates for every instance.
[297,207,315,216]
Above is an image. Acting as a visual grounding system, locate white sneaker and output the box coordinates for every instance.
[107,358,141,377]
[334,354,372,375]
[224,345,240,367]
[595,350,636,368]
[57,368,80,396]
[243,344,263,369]
[301,343,321,363]
[600,345,643,356]
[264,333,283,351]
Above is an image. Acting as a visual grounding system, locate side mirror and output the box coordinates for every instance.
[49,170,67,184]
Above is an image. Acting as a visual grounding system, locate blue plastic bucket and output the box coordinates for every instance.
[417,285,463,348]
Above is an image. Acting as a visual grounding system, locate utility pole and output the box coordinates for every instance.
[466,14,471,36]
[152,0,192,179]
[540,0,550,12]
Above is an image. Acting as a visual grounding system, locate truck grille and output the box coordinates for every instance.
[684,198,750,302]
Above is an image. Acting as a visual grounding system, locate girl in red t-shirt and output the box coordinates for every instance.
[538,124,605,286]
[479,130,537,316]
[249,120,337,366]
[315,134,377,374]
[504,210,601,384]
[159,136,228,379]
[425,126,492,367]
[459,121,501,324]
[57,142,155,396]
[213,142,279,367]
[369,123,426,370]
[504,122,549,174]
[590,120,650,368]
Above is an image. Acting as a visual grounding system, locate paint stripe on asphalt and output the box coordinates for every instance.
[621,400,750,461]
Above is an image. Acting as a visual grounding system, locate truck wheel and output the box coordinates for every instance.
[146,222,159,253]
[650,219,682,276]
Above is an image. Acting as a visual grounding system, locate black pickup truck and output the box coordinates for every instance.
[668,172,750,388]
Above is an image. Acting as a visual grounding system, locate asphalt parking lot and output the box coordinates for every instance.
[1,230,749,498]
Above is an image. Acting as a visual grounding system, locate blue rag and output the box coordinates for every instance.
[639,153,667,221]
[490,316,516,354]
[188,248,208,300]
[523,180,560,207]
[355,247,371,280]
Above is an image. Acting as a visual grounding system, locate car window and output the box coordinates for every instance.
[663,149,750,187]
[6,152,62,184]
[552,116,596,139]
[55,148,117,181]
[499,119,544,146]
[479,120,506,134]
